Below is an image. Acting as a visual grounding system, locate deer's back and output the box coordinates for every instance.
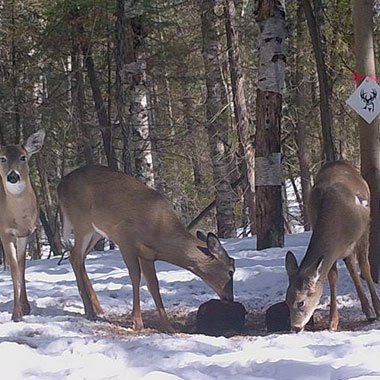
[308,161,369,237]
[58,166,186,243]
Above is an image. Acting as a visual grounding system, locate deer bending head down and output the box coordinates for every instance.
[57,165,235,332]
[0,130,45,321]
[285,161,380,332]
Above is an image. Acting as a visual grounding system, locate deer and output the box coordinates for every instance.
[0,129,46,321]
[285,161,380,332]
[57,165,235,332]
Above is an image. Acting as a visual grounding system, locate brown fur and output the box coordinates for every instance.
[57,165,235,332]
[286,161,380,331]
[0,130,45,321]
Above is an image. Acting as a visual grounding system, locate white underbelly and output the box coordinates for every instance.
[91,223,109,239]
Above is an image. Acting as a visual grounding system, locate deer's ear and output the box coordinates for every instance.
[207,232,230,262]
[285,251,299,278]
[24,129,45,156]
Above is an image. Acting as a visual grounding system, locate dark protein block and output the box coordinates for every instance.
[265,301,315,333]
[196,299,247,336]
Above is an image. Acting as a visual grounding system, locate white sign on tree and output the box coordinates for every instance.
[346,77,380,124]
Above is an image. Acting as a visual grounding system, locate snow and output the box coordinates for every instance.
[1,232,380,380]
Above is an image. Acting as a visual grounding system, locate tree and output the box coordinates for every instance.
[125,1,155,187]
[255,0,286,249]
[115,0,133,175]
[199,0,236,238]
[224,0,256,234]
[352,0,380,281]
[301,0,336,162]
[294,1,311,231]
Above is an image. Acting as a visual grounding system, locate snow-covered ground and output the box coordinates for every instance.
[1,232,380,380]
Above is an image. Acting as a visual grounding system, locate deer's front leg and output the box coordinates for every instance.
[120,245,143,330]
[139,257,175,333]
[16,237,31,315]
[3,237,25,321]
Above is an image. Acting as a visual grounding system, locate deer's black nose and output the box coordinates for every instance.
[7,171,20,184]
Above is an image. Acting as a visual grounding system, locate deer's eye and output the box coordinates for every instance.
[0,157,7,163]
[297,301,305,309]
[20,155,27,162]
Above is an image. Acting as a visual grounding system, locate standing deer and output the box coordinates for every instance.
[0,130,45,321]
[285,161,380,332]
[57,166,235,332]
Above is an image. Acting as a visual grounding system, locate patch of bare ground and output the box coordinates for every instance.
[89,305,380,340]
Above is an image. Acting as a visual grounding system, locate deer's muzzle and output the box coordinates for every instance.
[7,171,20,184]
[220,278,234,302]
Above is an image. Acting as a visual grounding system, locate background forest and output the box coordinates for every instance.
[0,0,379,261]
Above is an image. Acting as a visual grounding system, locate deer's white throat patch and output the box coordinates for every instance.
[5,180,26,194]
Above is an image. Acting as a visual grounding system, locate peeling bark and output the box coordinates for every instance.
[255,0,285,249]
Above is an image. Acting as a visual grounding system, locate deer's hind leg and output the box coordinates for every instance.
[344,252,376,321]
[356,233,380,318]
[70,229,103,319]
[328,262,339,331]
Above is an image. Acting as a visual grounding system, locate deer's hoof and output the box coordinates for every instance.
[12,312,23,322]
[132,319,144,331]
[85,312,99,321]
[22,303,31,315]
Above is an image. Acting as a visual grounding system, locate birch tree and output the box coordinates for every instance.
[255,0,286,249]
[125,1,155,187]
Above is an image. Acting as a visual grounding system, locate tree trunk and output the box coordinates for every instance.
[301,0,336,162]
[352,0,380,281]
[224,0,256,234]
[199,0,236,238]
[115,0,133,175]
[125,6,155,187]
[36,154,63,257]
[71,41,94,165]
[255,0,285,249]
[82,43,118,170]
[11,1,21,144]
[295,1,312,231]
[182,95,206,188]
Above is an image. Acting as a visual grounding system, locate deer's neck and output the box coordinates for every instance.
[155,232,209,275]
[301,206,348,279]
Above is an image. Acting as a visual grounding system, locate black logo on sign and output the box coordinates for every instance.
[360,88,377,112]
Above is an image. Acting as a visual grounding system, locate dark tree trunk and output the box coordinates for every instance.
[82,43,118,170]
[199,0,236,238]
[115,0,133,175]
[255,0,285,249]
[295,1,311,231]
[224,0,256,235]
[301,0,336,162]
[71,41,94,165]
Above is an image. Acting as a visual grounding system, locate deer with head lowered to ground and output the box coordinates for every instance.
[285,161,380,332]
[0,130,45,321]
[57,165,235,332]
